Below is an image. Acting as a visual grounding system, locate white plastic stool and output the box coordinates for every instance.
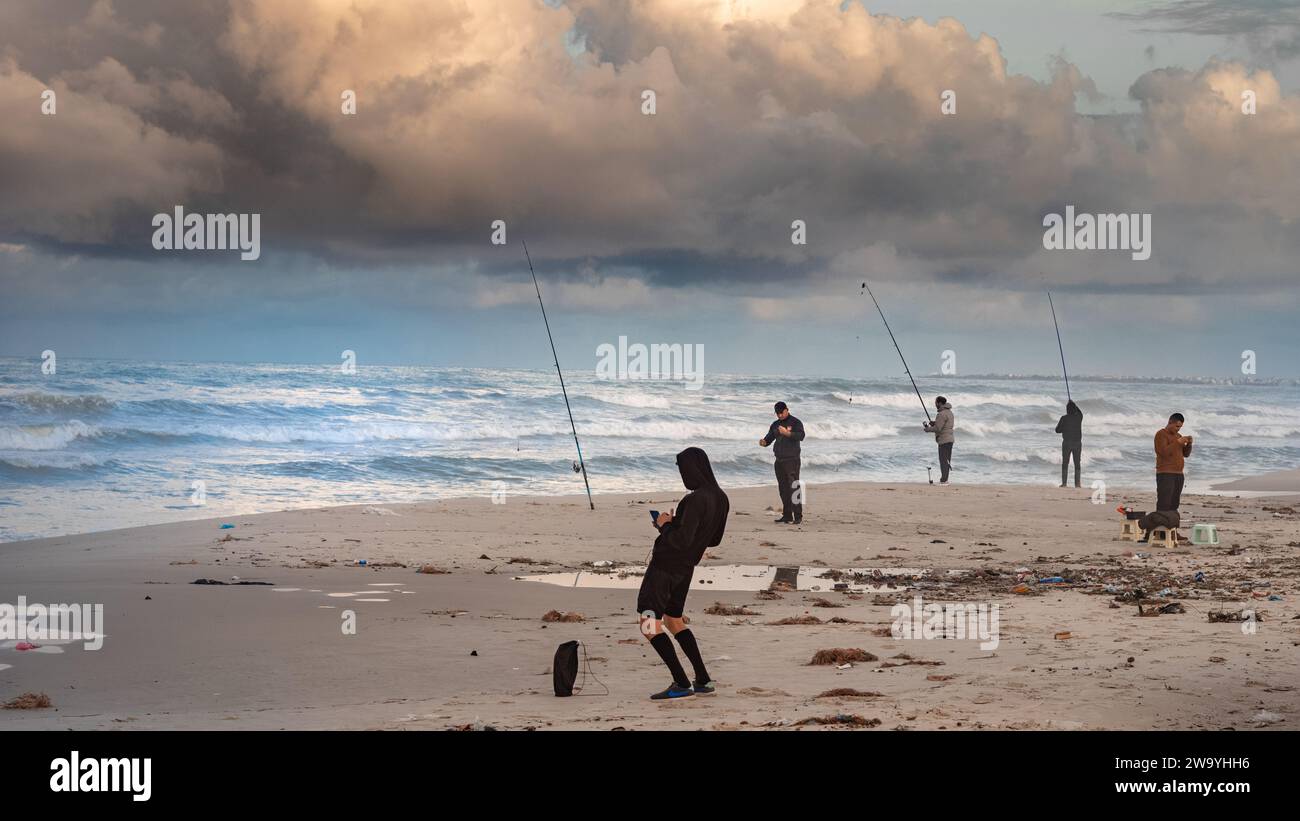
[1190,523,1220,545]
[1120,520,1142,541]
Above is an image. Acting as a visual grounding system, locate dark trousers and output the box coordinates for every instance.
[1062,442,1081,487]
[937,442,953,483]
[775,457,802,521]
[1156,472,1184,512]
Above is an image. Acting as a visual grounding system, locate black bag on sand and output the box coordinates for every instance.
[1139,510,1181,532]
[553,641,579,697]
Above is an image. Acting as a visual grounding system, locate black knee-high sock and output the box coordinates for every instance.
[649,633,690,687]
[673,629,710,684]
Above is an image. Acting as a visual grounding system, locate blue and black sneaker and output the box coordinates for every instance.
[650,683,695,700]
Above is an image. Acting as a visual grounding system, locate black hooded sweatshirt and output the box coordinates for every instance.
[651,447,730,572]
[1055,400,1083,445]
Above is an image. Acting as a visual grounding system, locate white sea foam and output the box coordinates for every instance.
[0,421,99,451]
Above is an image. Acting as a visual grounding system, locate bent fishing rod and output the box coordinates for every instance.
[862,282,932,424]
[523,240,594,510]
[1047,290,1071,402]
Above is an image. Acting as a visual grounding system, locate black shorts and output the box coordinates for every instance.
[636,562,694,619]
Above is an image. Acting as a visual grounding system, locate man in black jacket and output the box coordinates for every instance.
[1055,400,1083,488]
[637,447,730,700]
[759,401,806,524]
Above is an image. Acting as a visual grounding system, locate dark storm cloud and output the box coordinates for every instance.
[0,0,1298,302]
[1111,1,1300,61]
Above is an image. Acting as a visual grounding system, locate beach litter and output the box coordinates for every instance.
[769,615,823,625]
[809,648,877,666]
[816,688,883,699]
[794,714,882,727]
[1138,602,1185,616]
[3,692,52,710]
[541,610,585,623]
[15,641,40,651]
[449,717,497,731]
[1208,610,1256,623]
[806,597,844,608]
[880,655,945,668]
[191,578,272,585]
[1252,710,1283,726]
[1054,632,1072,640]
[219,523,235,529]
[416,564,450,575]
[704,603,759,616]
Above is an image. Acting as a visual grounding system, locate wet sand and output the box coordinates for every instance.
[2,482,1298,730]
[1212,468,1300,494]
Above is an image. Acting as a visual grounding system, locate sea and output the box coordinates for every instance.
[2,357,1297,542]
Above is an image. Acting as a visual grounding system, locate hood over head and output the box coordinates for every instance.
[675,446,729,549]
[1066,399,1080,415]
[677,446,719,490]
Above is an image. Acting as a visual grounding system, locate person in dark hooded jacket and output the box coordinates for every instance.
[637,447,730,700]
[1055,400,1083,488]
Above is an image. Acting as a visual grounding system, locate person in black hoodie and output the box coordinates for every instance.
[637,447,730,700]
[1055,400,1083,488]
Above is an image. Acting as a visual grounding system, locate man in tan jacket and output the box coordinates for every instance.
[1140,413,1193,542]
[1154,412,1193,511]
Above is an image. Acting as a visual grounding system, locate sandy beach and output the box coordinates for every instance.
[3,480,1298,731]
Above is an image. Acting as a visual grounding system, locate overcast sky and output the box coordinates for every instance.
[2,0,1298,378]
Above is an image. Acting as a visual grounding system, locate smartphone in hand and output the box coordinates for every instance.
[650,510,660,528]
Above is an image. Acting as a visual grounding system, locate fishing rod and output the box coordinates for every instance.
[1047,290,1071,402]
[523,240,594,510]
[861,282,932,424]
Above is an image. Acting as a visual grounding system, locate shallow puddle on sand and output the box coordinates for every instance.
[515,564,962,593]
[354,598,390,602]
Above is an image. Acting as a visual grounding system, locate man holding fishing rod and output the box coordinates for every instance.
[1046,292,1081,488]
[1056,400,1084,488]
[861,282,949,485]
[923,396,955,484]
